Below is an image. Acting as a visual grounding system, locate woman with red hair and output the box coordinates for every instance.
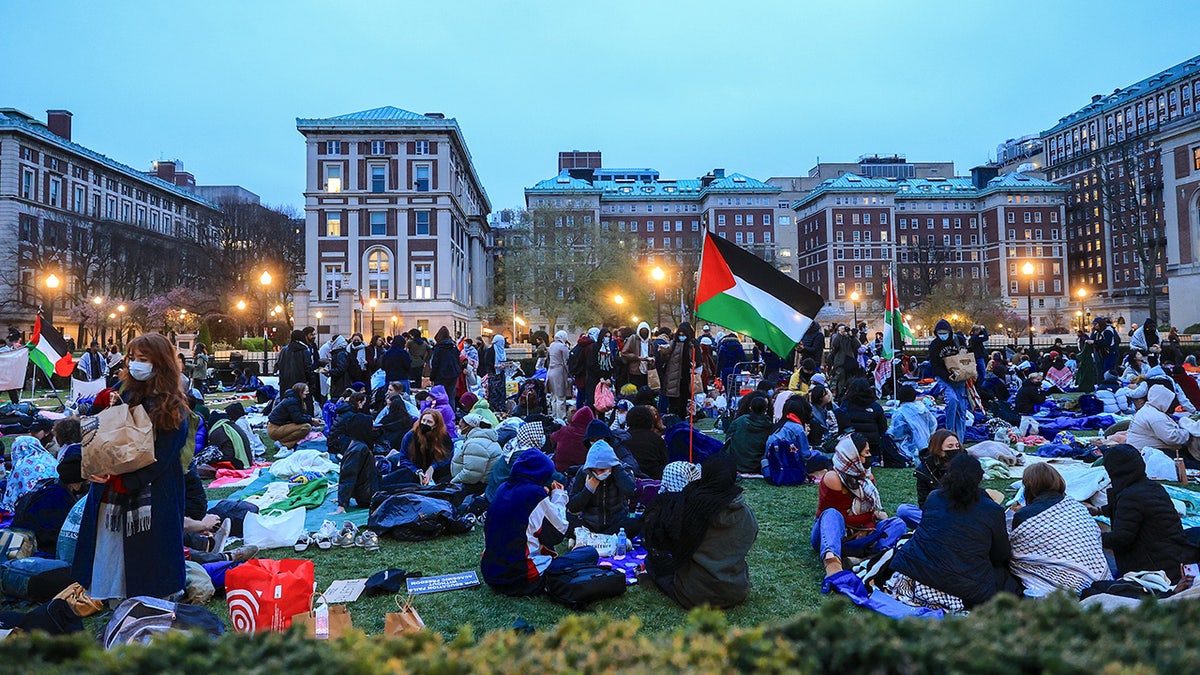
[74,333,191,601]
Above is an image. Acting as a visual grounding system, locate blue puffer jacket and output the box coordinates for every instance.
[481,449,569,588]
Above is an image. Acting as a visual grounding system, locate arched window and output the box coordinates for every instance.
[365,247,391,300]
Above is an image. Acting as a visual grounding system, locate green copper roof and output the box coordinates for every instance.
[526,170,780,199]
[1042,53,1200,136]
[327,106,430,121]
[792,172,1066,209]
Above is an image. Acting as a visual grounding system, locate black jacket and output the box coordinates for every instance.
[800,323,825,364]
[834,399,887,452]
[326,401,357,456]
[967,329,989,360]
[1102,446,1196,581]
[625,428,669,480]
[429,339,461,382]
[268,390,313,426]
[328,347,352,393]
[276,341,313,391]
[913,449,953,509]
[927,319,966,381]
[1014,380,1046,415]
[891,489,1015,608]
[566,465,636,534]
[380,346,412,383]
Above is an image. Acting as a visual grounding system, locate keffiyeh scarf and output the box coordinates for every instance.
[1010,496,1109,595]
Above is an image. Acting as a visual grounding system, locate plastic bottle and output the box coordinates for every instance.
[615,528,628,557]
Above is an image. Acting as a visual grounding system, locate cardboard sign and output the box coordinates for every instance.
[405,571,480,595]
[323,578,368,604]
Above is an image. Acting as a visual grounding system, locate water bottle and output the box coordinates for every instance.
[615,528,628,557]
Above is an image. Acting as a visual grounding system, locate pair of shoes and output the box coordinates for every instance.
[275,447,294,459]
[211,518,231,554]
[354,529,380,552]
[334,522,358,548]
[294,533,313,552]
[223,545,259,563]
[314,520,338,550]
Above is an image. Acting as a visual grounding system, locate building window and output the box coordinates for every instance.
[413,263,433,299]
[325,211,342,236]
[647,221,655,233]
[415,165,430,192]
[836,213,843,224]
[371,140,386,155]
[1007,212,1015,223]
[863,214,871,225]
[21,169,35,200]
[18,215,35,242]
[366,248,391,299]
[370,164,386,193]
[47,177,61,207]
[735,232,744,244]
[322,264,344,301]
[717,215,725,226]
[121,202,131,222]
[370,212,386,236]
[837,282,846,297]
[324,164,342,192]
[415,140,429,155]
[764,214,772,226]
[73,185,85,213]
[327,141,342,155]
[736,214,744,226]
[415,210,431,235]
[106,197,116,219]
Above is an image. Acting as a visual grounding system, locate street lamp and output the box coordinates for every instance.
[1022,261,1035,351]
[850,290,860,332]
[1076,288,1088,333]
[315,310,323,337]
[1076,310,1084,333]
[43,273,60,326]
[368,297,377,336]
[651,266,666,329]
[258,271,272,375]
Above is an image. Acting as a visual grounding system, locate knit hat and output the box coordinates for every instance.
[619,383,638,396]
[584,419,615,442]
[582,440,621,471]
[661,461,702,493]
[811,373,827,386]
[471,400,499,428]
[459,392,479,410]
[224,402,246,422]
[515,421,546,451]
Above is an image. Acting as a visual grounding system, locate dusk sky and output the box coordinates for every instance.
[5,1,1199,212]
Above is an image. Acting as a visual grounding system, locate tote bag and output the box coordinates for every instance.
[225,558,315,633]
[80,399,155,478]
[943,349,977,382]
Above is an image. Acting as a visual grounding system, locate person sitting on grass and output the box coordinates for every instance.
[1125,384,1190,460]
[1014,371,1047,437]
[451,413,502,491]
[1099,444,1197,583]
[481,448,568,596]
[332,413,379,515]
[1008,463,1110,595]
[386,409,453,486]
[896,429,963,528]
[765,396,832,479]
[643,453,758,609]
[267,383,319,452]
[724,395,774,475]
[326,391,368,459]
[623,405,669,480]
[567,440,639,536]
[810,434,906,578]
[887,385,937,465]
[889,454,1021,610]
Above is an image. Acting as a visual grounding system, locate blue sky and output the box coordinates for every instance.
[4,1,1198,212]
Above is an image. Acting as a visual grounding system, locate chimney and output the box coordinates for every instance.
[424,112,445,119]
[153,160,177,181]
[46,110,72,141]
[712,168,726,179]
[970,165,1000,189]
[1091,94,1103,103]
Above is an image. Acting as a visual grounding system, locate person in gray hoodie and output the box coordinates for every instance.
[566,440,639,535]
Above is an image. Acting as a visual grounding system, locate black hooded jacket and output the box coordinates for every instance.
[834,379,887,450]
[927,319,966,381]
[1101,445,1196,581]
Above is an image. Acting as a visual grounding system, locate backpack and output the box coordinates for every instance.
[765,440,808,486]
[542,547,626,610]
[11,479,76,556]
[0,557,73,602]
[102,596,224,648]
[1077,393,1103,416]
[0,529,36,561]
[567,345,584,379]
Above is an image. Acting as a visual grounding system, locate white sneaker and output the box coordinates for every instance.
[275,447,294,459]
[314,520,338,550]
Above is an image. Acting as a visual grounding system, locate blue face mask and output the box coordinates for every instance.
[937,332,950,340]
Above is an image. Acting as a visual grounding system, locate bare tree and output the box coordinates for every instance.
[1094,137,1166,325]
[896,237,952,305]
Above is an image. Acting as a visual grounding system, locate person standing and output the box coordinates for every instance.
[546,331,572,419]
[621,323,654,390]
[407,329,429,390]
[714,331,747,389]
[326,335,352,395]
[364,335,386,376]
[380,334,412,392]
[660,323,699,419]
[829,324,860,399]
[189,343,210,394]
[73,333,191,602]
[569,332,595,408]
[275,330,314,394]
[927,319,970,441]
[428,326,462,396]
[75,340,109,384]
[479,333,509,413]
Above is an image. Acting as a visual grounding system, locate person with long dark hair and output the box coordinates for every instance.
[889,454,1020,610]
[73,333,192,601]
[388,409,453,486]
[765,395,833,478]
[644,453,758,609]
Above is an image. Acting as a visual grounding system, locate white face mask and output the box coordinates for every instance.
[592,469,612,481]
[615,413,626,425]
[128,361,154,381]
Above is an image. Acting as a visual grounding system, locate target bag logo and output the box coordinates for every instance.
[225,559,315,633]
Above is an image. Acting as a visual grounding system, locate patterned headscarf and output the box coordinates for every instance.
[832,435,883,516]
[661,461,702,493]
[1,436,57,511]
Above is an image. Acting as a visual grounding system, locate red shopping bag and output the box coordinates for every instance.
[225,558,315,633]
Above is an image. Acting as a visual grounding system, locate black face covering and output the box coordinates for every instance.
[861,454,874,469]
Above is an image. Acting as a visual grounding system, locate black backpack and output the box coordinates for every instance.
[542,547,626,610]
[567,345,585,379]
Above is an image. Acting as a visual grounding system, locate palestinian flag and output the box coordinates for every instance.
[694,233,824,358]
[27,315,75,378]
[882,277,915,359]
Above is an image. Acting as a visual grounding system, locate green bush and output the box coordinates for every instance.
[196,322,212,350]
[238,338,274,352]
[1184,323,1200,335]
[6,595,1200,673]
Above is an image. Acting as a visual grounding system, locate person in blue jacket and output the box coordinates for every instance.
[481,448,569,596]
[927,319,969,441]
[715,333,747,386]
[887,385,937,464]
[765,396,833,477]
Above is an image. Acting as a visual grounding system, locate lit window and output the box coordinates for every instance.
[413,263,433,299]
[325,211,342,236]
[324,164,342,192]
[366,249,391,299]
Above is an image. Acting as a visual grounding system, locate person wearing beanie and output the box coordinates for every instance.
[459,391,479,414]
[481,448,569,596]
[887,385,937,464]
[550,405,595,473]
[566,440,639,535]
[1100,444,1197,581]
[223,401,266,459]
[451,413,502,489]
[333,413,379,514]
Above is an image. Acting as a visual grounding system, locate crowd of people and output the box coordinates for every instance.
[3,310,1199,624]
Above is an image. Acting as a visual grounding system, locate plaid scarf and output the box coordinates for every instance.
[102,478,153,537]
[833,436,883,516]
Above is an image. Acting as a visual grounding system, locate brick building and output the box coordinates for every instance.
[791,168,1069,328]
[1039,53,1200,329]
[294,107,491,340]
[0,108,221,340]
[522,153,784,334]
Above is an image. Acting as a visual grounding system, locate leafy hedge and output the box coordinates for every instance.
[4,594,1200,673]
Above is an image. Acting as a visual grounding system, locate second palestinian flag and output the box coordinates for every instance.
[27,315,75,378]
[694,232,824,358]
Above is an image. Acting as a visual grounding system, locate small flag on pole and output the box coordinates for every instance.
[882,277,915,360]
[27,314,75,378]
[694,233,824,358]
